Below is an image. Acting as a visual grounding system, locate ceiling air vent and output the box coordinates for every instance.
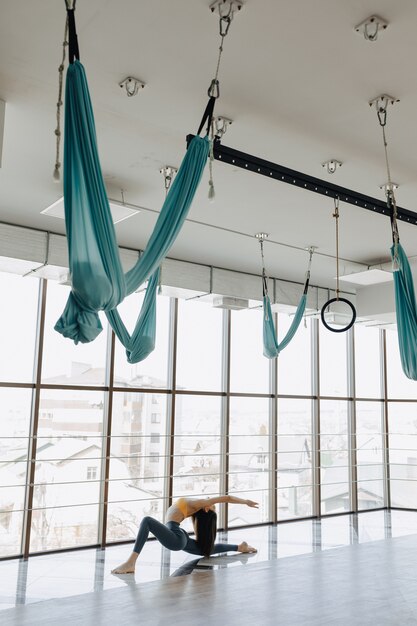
[212,296,249,310]
[41,197,139,224]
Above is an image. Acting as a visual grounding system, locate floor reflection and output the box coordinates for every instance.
[0,509,415,611]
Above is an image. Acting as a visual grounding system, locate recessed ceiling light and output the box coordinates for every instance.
[41,197,140,224]
[338,268,393,286]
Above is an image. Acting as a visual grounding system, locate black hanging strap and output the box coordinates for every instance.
[303,273,310,295]
[387,192,400,245]
[66,7,80,64]
[197,96,216,137]
[262,272,268,298]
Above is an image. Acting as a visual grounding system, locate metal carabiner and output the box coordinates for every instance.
[219,15,232,36]
[333,196,340,217]
[377,106,387,127]
[208,79,220,98]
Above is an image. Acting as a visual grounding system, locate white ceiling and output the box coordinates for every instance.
[1,0,417,290]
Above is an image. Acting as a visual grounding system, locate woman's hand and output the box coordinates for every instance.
[246,499,259,508]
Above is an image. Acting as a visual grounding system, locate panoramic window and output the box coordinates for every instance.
[320,399,350,515]
[176,299,223,392]
[278,314,312,396]
[173,395,221,531]
[107,391,168,543]
[113,292,170,389]
[356,401,384,510]
[230,308,269,394]
[388,402,417,509]
[228,397,270,526]
[0,387,33,557]
[278,398,313,520]
[0,272,39,383]
[386,330,417,399]
[30,388,106,552]
[319,325,348,397]
[354,326,382,399]
[42,282,108,386]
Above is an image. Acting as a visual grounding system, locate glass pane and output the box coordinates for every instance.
[386,330,417,399]
[320,399,350,514]
[30,504,100,552]
[31,389,105,552]
[42,282,108,385]
[0,272,39,382]
[176,299,223,392]
[230,308,269,394]
[277,486,313,520]
[109,392,167,533]
[278,399,313,520]
[227,490,269,526]
[278,314,311,395]
[354,326,382,398]
[107,498,167,543]
[173,395,221,501]
[114,293,170,388]
[229,397,270,522]
[388,402,417,508]
[0,387,33,557]
[319,325,348,397]
[356,401,385,510]
[0,510,24,557]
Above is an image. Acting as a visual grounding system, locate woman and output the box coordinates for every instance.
[111,495,258,574]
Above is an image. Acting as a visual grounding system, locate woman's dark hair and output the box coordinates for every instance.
[192,509,217,557]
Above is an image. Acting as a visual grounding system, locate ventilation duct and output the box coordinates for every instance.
[212,296,249,310]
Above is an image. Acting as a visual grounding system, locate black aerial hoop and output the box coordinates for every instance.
[320,297,356,333]
[320,197,356,333]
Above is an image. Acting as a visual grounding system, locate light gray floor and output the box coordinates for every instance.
[4,531,417,625]
[2,510,417,625]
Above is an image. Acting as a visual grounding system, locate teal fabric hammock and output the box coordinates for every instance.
[55,8,212,363]
[391,241,417,379]
[374,93,417,380]
[261,244,313,359]
[263,292,308,359]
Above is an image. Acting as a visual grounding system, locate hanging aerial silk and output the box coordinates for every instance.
[260,242,313,359]
[371,95,417,380]
[391,242,417,379]
[263,291,308,359]
[54,8,211,362]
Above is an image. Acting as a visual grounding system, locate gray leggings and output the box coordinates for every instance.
[133,516,238,556]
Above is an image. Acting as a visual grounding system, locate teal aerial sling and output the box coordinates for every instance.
[373,98,417,380]
[391,240,417,379]
[259,238,313,359]
[55,6,214,363]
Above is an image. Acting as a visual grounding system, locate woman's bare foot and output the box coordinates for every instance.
[111,554,138,574]
[238,541,257,554]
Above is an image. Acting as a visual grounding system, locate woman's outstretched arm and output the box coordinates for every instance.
[190,495,259,510]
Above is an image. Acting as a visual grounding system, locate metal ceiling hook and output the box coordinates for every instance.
[364,21,379,41]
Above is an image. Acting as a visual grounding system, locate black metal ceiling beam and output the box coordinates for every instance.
[186,134,417,226]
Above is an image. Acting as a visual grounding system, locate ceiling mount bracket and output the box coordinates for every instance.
[255,232,269,242]
[369,94,399,112]
[160,166,178,195]
[354,15,388,41]
[212,115,233,140]
[322,160,342,175]
[119,76,146,97]
[379,182,399,195]
[210,1,244,17]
